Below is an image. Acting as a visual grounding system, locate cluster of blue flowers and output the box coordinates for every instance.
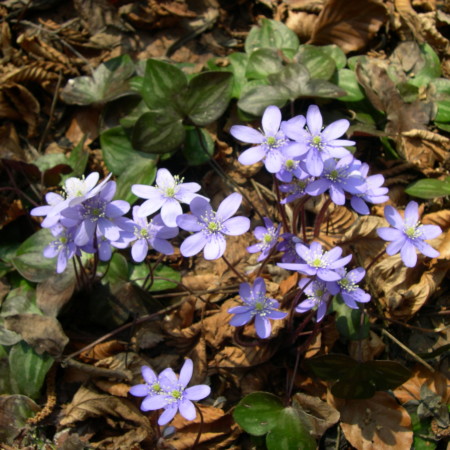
[30,104,443,425]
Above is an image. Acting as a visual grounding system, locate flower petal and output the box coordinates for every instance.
[217,192,242,221]
[414,239,440,258]
[384,205,404,229]
[190,197,212,219]
[223,216,250,236]
[386,236,407,256]
[254,316,271,339]
[203,234,226,260]
[176,214,202,232]
[262,105,282,135]
[185,385,211,401]
[322,119,349,141]
[129,384,149,397]
[179,399,196,421]
[179,359,193,387]
[230,125,264,144]
[158,405,178,425]
[238,146,266,165]
[161,199,182,227]
[253,277,267,296]
[404,201,419,224]
[141,394,168,412]
[142,366,157,384]
[306,105,322,135]
[400,241,417,267]
[421,225,442,240]
[180,232,206,257]
[230,311,253,326]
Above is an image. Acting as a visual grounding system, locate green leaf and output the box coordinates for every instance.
[67,136,89,177]
[435,121,450,132]
[245,18,299,57]
[11,229,56,282]
[34,154,69,172]
[102,253,129,284]
[132,111,185,154]
[405,178,450,199]
[238,85,287,116]
[182,127,214,166]
[115,153,157,205]
[185,72,233,126]
[408,43,441,87]
[61,54,135,105]
[320,45,347,70]
[0,321,21,346]
[246,48,283,80]
[140,59,187,113]
[130,263,181,291]
[8,341,53,400]
[295,45,336,80]
[266,407,316,450]
[100,126,157,175]
[1,287,40,317]
[233,392,284,436]
[334,69,365,102]
[307,355,411,399]
[332,294,370,340]
[229,52,249,98]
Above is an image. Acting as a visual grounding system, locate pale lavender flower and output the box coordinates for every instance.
[176,192,250,260]
[43,225,79,273]
[228,277,287,339]
[275,155,308,183]
[230,105,305,173]
[132,169,204,227]
[61,181,130,247]
[130,359,210,426]
[377,201,442,267]
[129,207,178,263]
[296,278,332,322]
[247,217,281,262]
[305,155,366,206]
[326,267,371,309]
[279,176,314,204]
[283,105,354,177]
[277,233,305,264]
[350,163,389,215]
[278,241,351,281]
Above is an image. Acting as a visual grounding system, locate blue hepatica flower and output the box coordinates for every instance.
[296,278,332,322]
[128,207,178,263]
[277,233,305,264]
[377,201,442,267]
[230,105,305,174]
[326,267,371,309]
[132,168,204,227]
[283,104,355,177]
[43,225,79,273]
[247,217,281,262]
[278,241,351,281]
[305,155,367,206]
[228,277,287,339]
[129,359,210,426]
[176,192,250,260]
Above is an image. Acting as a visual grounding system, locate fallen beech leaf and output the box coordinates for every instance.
[4,314,69,357]
[348,331,385,361]
[167,404,238,449]
[292,392,340,438]
[60,385,152,447]
[330,391,413,449]
[79,340,128,362]
[308,0,387,53]
[393,366,450,404]
[93,379,131,397]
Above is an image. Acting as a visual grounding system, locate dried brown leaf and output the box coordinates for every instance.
[330,391,413,449]
[292,392,340,438]
[167,404,238,450]
[79,340,128,363]
[393,366,450,404]
[60,385,152,448]
[286,11,318,43]
[36,270,76,317]
[348,331,385,361]
[4,314,69,357]
[308,0,387,53]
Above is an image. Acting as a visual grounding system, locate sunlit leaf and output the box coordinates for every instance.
[295,45,336,80]
[246,48,283,80]
[182,127,214,166]
[405,178,450,199]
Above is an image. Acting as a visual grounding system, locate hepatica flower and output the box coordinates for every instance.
[283,105,354,177]
[132,168,203,227]
[230,105,302,173]
[130,360,210,426]
[377,201,442,267]
[326,267,371,309]
[228,277,287,339]
[296,278,332,322]
[278,241,351,281]
[43,225,79,273]
[247,217,281,262]
[177,192,250,260]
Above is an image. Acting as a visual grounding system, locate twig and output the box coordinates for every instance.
[221,254,247,283]
[60,358,133,381]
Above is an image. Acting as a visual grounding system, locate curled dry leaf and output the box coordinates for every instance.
[166,404,239,450]
[308,0,387,53]
[292,392,340,438]
[286,11,318,41]
[4,313,69,357]
[348,331,386,361]
[393,365,450,404]
[78,340,129,363]
[329,391,413,450]
[60,385,153,448]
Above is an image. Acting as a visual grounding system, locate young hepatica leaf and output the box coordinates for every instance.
[233,392,284,436]
[61,54,135,105]
[405,178,450,199]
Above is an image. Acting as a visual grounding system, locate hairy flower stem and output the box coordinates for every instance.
[191,404,204,450]
[365,248,386,272]
[75,255,89,290]
[286,277,314,332]
[143,254,164,291]
[292,195,310,239]
[273,176,290,233]
[194,126,264,222]
[313,197,332,238]
[233,327,261,347]
[255,245,278,278]
[221,255,246,283]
